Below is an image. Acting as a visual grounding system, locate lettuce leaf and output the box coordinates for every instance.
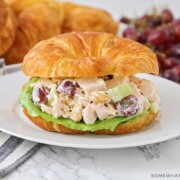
[19,78,149,132]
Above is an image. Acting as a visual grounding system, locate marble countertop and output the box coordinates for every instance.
[3,136,180,180]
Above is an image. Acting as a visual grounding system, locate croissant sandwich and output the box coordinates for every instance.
[19,32,160,135]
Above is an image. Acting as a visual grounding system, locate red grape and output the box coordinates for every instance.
[123,27,139,41]
[147,28,170,45]
[163,57,180,69]
[57,81,76,98]
[173,65,180,76]
[161,9,174,22]
[156,42,173,52]
[32,87,48,104]
[172,19,180,26]
[139,28,151,43]
[162,69,179,82]
[174,24,180,41]
[171,44,180,57]
[147,18,162,28]
[116,95,140,117]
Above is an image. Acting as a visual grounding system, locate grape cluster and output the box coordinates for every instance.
[120,9,180,83]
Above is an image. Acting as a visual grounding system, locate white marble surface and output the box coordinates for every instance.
[2,137,180,180]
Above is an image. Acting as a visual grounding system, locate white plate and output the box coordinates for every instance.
[0,71,180,149]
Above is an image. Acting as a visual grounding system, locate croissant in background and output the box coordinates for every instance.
[61,2,118,34]
[2,0,118,64]
[4,0,64,64]
[4,0,51,14]
[0,0,17,56]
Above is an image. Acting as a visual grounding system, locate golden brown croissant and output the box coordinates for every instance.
[4,1,64,64]
[61,2,118,34]
[4,0,51,14]
[23,32,158,78]
[0,0,17,56]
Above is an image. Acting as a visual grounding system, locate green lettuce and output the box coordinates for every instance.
[19,78,149,132]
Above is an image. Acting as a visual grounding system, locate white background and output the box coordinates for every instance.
[62,0,180,20]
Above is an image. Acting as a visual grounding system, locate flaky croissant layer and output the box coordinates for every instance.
[22,32,158,78]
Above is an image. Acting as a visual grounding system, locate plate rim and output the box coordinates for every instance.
[0,122,180,149]
[0,124,180,149]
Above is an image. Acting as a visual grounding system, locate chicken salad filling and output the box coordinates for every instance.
[30,75,160,125]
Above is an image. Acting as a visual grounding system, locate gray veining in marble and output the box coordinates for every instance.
[2,136,180,180]
[137,143,161,160]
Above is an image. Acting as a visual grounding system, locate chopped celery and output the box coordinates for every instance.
[150,103,160,113]
[107,83,132,102]
[48,84,57,105]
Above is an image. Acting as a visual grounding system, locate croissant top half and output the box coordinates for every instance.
[22,32,158,78]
